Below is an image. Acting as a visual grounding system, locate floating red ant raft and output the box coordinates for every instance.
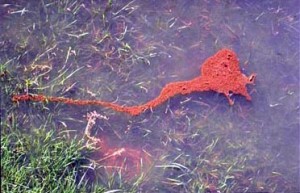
[12,49,256,115]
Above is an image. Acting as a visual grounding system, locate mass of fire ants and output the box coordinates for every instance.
[12,49,256,178]
[12,49,256,115]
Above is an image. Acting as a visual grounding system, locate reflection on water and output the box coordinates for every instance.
[1,0,299,192]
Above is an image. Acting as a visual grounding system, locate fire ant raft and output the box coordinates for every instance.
[12,49,256,116]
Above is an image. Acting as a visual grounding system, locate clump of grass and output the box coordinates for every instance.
[1,128,105,193]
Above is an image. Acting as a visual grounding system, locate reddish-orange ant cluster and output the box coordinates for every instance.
[12,49,256,115]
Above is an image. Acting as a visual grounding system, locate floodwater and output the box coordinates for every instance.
[1,0,299,192]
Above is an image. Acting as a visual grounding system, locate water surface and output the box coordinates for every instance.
[1,0,299,192]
